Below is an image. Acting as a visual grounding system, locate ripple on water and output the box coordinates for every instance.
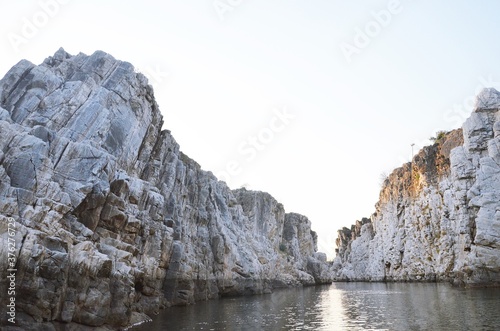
[131,283,500,331]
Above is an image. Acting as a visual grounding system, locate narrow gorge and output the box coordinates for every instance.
[0,49,331,330]
[1,48,500,330]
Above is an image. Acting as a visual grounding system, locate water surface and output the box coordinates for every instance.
[131,283,500,330]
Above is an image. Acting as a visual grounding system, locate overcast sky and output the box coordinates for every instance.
[2,1,500,258]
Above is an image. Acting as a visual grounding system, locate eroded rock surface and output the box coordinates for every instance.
[334,89,500,286]
[0,49,331,330]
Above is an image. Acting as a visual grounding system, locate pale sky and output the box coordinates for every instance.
[2,1,500,258]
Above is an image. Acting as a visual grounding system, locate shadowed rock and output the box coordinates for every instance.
[0,49,332,330]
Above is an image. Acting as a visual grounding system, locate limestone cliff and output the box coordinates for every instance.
[0,49,331,330]
[334,88,500,286]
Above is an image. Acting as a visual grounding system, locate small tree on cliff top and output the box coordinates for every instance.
[430,130,447,143]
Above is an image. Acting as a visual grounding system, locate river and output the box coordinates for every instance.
[130,282,500,330]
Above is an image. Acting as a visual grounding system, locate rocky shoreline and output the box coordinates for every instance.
[0,49,332,330]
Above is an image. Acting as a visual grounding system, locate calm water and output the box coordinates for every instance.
[131,283,500,330]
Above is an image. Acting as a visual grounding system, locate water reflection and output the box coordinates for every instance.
[131,283,500,330]
[323,283,500,330]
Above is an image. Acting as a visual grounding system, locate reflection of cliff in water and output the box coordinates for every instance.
[132,283,500,330]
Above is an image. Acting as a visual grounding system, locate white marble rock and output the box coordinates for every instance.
[0,49,332,330]
[334,89,500,286]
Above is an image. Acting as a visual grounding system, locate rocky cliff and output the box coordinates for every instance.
[0,49,331,330]
[334,88,500,286]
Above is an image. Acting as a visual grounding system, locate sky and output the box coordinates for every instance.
[2,1,500,259]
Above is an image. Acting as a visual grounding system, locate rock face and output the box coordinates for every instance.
[334,88,500,286]
[0,49,331,330]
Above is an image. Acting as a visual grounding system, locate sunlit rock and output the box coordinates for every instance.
[334,92,500,286]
